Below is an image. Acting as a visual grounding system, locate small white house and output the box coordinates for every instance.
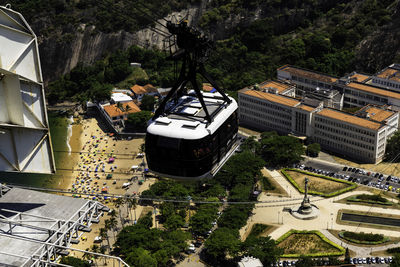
[111,92,133,103]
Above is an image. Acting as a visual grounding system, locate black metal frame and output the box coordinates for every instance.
[153,22,231,125]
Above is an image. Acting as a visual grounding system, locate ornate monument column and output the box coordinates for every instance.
[291,177,319,220]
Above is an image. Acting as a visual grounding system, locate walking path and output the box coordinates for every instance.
[241,167,400,257]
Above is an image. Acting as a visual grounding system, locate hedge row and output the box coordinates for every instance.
[387,247,400,254]
[347,197,392,206]
[276,230,345,258]
[339,231,390,245]
[281,168,357,198]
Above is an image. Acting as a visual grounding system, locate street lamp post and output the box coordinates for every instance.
[278,211,280,224]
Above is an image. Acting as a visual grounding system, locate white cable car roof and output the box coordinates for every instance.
[0,5,55,173]
[147,91,238,140]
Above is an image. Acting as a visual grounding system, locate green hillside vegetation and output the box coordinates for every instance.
[47,46,175,104]
[7,0,197,35]
[41,0,398,103]
[204,0,398,90]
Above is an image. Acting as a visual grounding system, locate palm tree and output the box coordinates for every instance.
[114,197,125,226]
[106,217,118,241]
[127,197,137,223]
[125,104,132,113]
[99,227,110,252]
[116,101,124,112]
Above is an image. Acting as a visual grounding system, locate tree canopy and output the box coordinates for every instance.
[385,131,400,162]
[126,111,153,131]
[306,143,321,157]
[260,133,305,167]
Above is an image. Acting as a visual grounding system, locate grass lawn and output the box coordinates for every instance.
[277,233,342,255]
[117,67,148,87]
[260,169,287,196]
[285,170,349,194]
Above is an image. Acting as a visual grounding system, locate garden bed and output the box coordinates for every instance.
[281,168,356,197]
[339,231,389,245]
[347,194,392,206]
[276,230,345,258]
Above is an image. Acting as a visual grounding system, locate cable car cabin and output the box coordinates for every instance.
[145,91,238,180]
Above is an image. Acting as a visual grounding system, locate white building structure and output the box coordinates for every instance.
[277,65,343,109]
[238,256,263,267]
[238,87,398,164]
[110,92,133,103]
[342,81,400,111]
[370,63,400,91]
[313,107,398,163]
[0,5,55,173]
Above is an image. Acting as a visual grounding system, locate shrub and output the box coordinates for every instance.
[276,230,345,258]
[339,231,389,245]
[387,247,400,254]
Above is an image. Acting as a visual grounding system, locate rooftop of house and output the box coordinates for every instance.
[278,64,338,84]
[111,92,133,102]
[317,108,383,130]
[347,82,400,100]
[103,101,141,119]
[356,105,396,123]
[376,67,400,83]
[350,72,371,83]
[259,80,293,93]
[241,88,300,107]
[298,104,315,112]
[202,83,214,92]
[131,84,158,95]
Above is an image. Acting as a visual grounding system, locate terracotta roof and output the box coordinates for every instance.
[347,82,400,100]
[203,83,214,92]
[278,65,338,83]
[350,73,370,83]
[243,90,300,107]
[131,84,146,95]
[357,106,395,123]
[143,84,158,93]
[259,80,291,93]
[298,104,315,112]
[376,68,400,82]
[317,108,382,130]
[103,101,141,119]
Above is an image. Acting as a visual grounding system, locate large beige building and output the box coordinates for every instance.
[238,86,399,163]
[239,82,315,137]
[313,106,398,163]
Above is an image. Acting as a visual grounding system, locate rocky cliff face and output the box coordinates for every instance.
[38,2,207,83]
[354,1,400,73]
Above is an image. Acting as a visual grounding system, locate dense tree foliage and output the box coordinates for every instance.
[60,257,90,267]
[260,132,305,167]
[8,0,196,34]
[390,254,400,267]
[203,0,397,90]
[385,131,400,162]
[114,218,190,267]
[205,227,241,258]
[126,111,153,131]
[242,236,283,266]
[140,95,156,111]
[306,143,321,157]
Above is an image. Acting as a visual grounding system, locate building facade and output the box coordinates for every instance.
[277,65,343,109]
[370,63,400,92]
[238,87,398,163]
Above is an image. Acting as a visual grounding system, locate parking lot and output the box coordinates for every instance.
[273,256,393,266]
[299,159,400,194]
